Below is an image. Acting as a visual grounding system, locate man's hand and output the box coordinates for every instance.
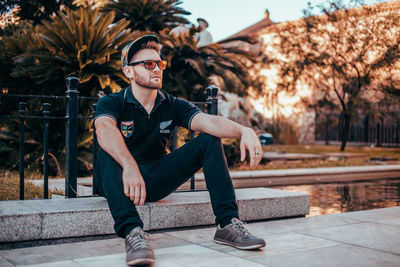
[240,127,263,169]
[122,165,146,206]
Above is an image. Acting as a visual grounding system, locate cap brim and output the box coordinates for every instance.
[127,35,160,63]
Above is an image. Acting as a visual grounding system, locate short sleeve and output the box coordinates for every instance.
[173,97,202,130]
[94,95,121,123]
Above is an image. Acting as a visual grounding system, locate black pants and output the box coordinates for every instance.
[95,133,238,238]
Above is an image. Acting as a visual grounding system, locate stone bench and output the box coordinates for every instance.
[0,188,309,244]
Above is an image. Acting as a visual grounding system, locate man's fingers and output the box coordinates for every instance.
[139,185,146,206]
[249,146,256,169]
[123,181,130,197]
[134,185,140,205]
[129,185,135,202]
[240,141,246,162]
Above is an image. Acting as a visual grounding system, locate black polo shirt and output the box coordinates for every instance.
[94,86,202,161]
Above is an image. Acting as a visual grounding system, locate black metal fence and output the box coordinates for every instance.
[316,113,400,147]
[0,77,219,199]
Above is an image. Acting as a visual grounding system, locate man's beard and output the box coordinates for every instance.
[134,74,162,90]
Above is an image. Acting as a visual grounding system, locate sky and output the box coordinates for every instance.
[179,0,385,42]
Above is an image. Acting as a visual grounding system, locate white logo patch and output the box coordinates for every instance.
[160,120,172,133]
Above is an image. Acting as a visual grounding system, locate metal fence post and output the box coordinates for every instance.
[376,122,381,147]
[43,103,50,199]
[363,115,369,143]
[65,77,79,198]
[206,85,218,115]
[325,114,329,145]
[19,102,26,200]
[396,119,399,147]
[190,130,196,191]
[172,127,178,151]
[92,103,98,195]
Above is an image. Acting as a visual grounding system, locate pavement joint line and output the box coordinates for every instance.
[0,254,14,266]
[71,258,95,267]
[330,213,373,223]
[371,219,400,227]
[16,202,47,240]
[291,220,367,234]
[195,241,268,266]
[163,232,200,246]
[294,227,400,257]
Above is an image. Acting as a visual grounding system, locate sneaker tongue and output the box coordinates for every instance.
[231,218,240,223]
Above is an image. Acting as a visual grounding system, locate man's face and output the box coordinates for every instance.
[126,48,163,90]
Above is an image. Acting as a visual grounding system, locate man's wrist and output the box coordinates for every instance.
[240,126,251,138]
[121,157,136,169]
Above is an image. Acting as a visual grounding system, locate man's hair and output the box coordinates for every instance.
[141,41,161,53]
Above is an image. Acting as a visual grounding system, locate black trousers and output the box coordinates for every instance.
[95,133,238,238]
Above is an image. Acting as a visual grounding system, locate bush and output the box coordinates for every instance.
[222,139,241,167]
[265,117,298,145]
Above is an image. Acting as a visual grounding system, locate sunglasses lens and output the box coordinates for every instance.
[159,60,167,70]
[144,61,156,70]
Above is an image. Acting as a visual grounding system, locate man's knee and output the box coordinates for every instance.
[198,133,222,146]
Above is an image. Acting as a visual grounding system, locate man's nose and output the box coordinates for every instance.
[153,64,162,71]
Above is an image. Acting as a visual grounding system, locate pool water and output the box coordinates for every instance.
[272,178,400,216]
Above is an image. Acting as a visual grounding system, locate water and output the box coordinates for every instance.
[272,178,400,217]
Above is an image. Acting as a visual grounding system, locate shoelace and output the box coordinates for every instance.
[127,229,150,250]
[231,220,251,237]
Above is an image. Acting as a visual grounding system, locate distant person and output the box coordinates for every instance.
[170,23,190,38]
[194,18,213,47]
[94,34,265,266]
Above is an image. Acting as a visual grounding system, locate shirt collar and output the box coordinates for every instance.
[124,85,166,111]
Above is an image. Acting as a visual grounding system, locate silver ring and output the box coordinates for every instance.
[255,152,260,155]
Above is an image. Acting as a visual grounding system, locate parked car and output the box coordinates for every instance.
[258,132,273,146]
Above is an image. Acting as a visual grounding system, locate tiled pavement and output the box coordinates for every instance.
[1,207,399,267]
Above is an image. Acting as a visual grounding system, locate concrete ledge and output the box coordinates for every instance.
[180,165,400,189]
[0,188,309,243]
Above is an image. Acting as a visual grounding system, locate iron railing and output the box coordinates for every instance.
[0,77,219,199]
[316,113,400,147]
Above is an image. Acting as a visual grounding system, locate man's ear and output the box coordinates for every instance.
[123,66,135,79]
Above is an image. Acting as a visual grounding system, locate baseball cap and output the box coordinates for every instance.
[121,34,160,68]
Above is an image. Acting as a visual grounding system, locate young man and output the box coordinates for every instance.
[94,34,266,266]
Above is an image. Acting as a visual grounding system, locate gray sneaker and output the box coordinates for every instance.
[214,218,266,250]
[125,227,155,266]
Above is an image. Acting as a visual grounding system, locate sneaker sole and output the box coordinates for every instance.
[214,238,266,250]
[126,258,155,266]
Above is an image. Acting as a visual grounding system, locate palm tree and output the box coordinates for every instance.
[0,0,75,25]
[100,0,190,33]
[158,29,262,101]
[7,7,133,96]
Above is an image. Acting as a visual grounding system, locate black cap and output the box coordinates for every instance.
[121,34,160,68]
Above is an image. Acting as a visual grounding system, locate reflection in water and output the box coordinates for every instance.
[273,178,400,217]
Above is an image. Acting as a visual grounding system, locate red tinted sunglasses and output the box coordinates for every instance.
[128,60,167,70]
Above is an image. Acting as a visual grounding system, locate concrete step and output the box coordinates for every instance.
[0,188,309,245]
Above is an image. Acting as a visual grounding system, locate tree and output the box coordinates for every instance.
[273,0,400,150]
[158,29,262,101]
[100,0,190,33]
[0,0,75,25]
[5,7,133,96]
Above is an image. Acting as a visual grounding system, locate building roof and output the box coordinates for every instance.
[224,9,274,40]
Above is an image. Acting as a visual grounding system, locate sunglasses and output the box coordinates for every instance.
[128,60,167,70]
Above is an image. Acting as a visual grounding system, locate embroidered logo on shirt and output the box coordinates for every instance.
[121,121,134,138]
[160,120,172,133]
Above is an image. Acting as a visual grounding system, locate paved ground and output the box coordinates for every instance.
[1,206,399,267]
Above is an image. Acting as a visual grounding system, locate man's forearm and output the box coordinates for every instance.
[191,113,246,139]
[95,119,139,171]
